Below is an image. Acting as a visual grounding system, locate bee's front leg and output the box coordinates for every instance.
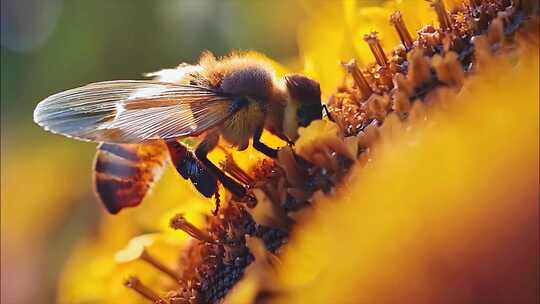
[253,127,278,158]
[195,133,247,199]
[322,104,335,122]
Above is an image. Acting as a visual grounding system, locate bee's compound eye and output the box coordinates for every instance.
[285,74,321,104]
[297,103,323,127]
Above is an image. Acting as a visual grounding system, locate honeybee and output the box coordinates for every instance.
[33,51,325,214]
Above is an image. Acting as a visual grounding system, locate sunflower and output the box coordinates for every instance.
[59,1,539,303]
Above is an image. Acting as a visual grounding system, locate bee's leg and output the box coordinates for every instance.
[322,104,335,122]
[166,140,219,199]
[253,127,278,159]
[195,134,247,198]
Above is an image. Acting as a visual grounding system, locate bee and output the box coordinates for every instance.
[33,51,325,214]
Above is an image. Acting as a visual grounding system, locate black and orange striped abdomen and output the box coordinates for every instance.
[94,140,220,214]
[93,142,167,214]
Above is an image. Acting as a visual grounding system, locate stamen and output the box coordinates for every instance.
[429,0,453,31]
[407,49,432,87]
[469,0,481,8]
[487,17,504,47]
[220,153,254,185]
[341,59,373,99]
[432,52,465,86]
[124,276,167,304]
[363,32,389,66]
[390,11,414,50]
[514,0,523,10]
[140,250,183,282]
[170,214,216,244]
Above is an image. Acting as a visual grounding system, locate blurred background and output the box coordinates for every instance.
[1,0,311,303]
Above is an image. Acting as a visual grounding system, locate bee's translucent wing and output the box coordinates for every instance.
[33,80,236,143]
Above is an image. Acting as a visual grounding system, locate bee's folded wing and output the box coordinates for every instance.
[33,80,235,143]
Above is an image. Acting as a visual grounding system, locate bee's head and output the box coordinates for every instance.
[285,74,322,126]
[283,74,322,140]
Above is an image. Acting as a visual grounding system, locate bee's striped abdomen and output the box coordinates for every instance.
[93,142,167,214]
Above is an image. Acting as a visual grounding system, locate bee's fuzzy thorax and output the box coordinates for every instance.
[220,66,275,100]
[200,52,277,97]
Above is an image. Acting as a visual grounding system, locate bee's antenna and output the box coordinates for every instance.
[322,104,335,122]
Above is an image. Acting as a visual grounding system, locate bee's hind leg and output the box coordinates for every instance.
[195,134,248,199]
[166,140,219,200]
